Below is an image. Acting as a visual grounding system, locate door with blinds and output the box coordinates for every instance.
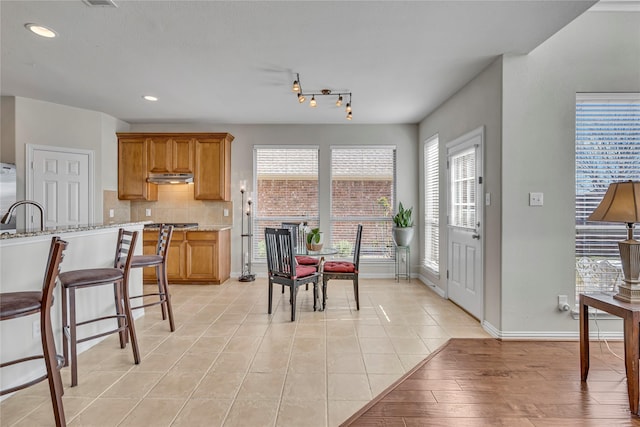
[447,128,484,320]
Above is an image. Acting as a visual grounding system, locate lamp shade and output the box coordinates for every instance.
[588,181,640,224]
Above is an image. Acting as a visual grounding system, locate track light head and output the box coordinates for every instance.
[345,102,352,113]
[347,111,352,120]
[310,96,317,108]
[336,95,343,107]
[298,93,306,103]
[292,80,300,92]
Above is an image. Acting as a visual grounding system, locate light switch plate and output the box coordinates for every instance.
[529,192,544,206]
[145,208,152,217]
[485,193,491,206]
[109,209,115,218]
[223,208,229,217]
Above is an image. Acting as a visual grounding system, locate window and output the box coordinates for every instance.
[254,147,319,260]
[575,93,640,295]
[424,135,439,274]
[330,146,396,260]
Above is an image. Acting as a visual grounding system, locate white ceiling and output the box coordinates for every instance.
[1,1,598,125]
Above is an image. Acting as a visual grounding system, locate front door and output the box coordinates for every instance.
[27,145,93,229]
[447,127,484,320]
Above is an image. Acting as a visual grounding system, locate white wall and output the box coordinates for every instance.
[128,123,419,277]
[1,97,16,163]
[4,96,127,223]
[501,10,640,336]
[418,58,503,328]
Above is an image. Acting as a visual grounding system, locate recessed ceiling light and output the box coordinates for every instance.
[143,95,158,102]
[25,23,57,38]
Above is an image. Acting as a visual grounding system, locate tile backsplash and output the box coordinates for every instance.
[103,185,233,226]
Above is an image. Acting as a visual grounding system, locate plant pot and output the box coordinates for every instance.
[306,242,323,252]
[392,226,414,247]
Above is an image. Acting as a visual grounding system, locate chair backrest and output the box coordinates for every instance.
[281,222,305,253]
[156,224,174,262]
[353,224,363,269]
[114,229,139,274]
[265,227,297,278]
[41,237,68,313]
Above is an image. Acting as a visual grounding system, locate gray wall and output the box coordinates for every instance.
[417,9,639,337]
[129,123,419,277]
[418,57,503,329]
[501,10,640,335]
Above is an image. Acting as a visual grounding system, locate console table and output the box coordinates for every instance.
[580,292,640,414]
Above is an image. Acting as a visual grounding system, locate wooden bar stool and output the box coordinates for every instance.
[130,224,175,331]
[0,237,68,427]
[59,229,140,387]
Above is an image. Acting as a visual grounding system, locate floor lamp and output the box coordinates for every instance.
[239,182,255,282]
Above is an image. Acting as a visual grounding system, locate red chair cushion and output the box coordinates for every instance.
[296,265,317,278]
[295,256,319,266]
[324,261,356,273]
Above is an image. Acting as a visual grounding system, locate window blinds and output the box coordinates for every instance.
[424,136,439,273]
[575,93,640,294]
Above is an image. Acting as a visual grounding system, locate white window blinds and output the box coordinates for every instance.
[424,136,439,274]
[254,147,319,259]
[575,93,640,294]
[330,147,396,260]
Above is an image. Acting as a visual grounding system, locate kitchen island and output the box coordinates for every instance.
[0,222,145,392]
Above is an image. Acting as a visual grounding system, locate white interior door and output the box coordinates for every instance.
[447,127,484,320]
[27,145,94,229]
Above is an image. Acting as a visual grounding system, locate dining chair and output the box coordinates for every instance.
[281,222,320,270]
[265,227,320,321]
[322,224,363,310]
[0,237,68,426]
[129,224,175,331]
[59,228,140,386]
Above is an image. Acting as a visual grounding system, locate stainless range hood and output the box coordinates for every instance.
[147,173,194,184]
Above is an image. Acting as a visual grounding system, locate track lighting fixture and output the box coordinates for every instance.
[291,73,353,120]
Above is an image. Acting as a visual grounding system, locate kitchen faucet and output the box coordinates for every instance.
[1,200,46,231]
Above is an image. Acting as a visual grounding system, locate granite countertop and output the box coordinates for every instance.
[143,225,232,232]
[0,221,150,240]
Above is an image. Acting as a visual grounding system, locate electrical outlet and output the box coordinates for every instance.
[32,320,40,338]
[557,295,570,311]
[109,209,115,218]
[223,208,229,217]
[145,208,152,217]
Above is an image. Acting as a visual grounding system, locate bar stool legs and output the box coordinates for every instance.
[59,229,140,387]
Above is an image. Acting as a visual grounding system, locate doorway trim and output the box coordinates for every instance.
[26,144,95,226]
[446,126,484,321]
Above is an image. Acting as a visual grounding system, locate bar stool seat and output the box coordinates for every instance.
[1,237,68,427]
[129,224,175,331]
[59,268,123,287]
[59,229,140,387]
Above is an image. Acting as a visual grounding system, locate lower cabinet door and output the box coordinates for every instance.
[185,234,218,281]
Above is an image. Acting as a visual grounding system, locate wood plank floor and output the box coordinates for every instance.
[341,339,640,426]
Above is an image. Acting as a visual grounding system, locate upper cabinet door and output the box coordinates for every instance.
[117,136,158,200]
[172,137,194,173]
[194,134,233,201]
[148,137,194,174]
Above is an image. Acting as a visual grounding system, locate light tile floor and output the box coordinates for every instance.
[1,277,490,426]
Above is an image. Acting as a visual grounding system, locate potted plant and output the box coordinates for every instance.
[392,202,414,247]
[306,227,324,251]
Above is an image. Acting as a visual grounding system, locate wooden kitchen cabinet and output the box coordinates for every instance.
[117,136,158,200]
[194,133,234,201]
[143,229,230,284]
[148,136,194,174]
[142,230,185,282]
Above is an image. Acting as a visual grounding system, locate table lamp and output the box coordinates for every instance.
[588,181,640,302]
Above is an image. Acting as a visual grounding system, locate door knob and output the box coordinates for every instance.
[472,234,480,240]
